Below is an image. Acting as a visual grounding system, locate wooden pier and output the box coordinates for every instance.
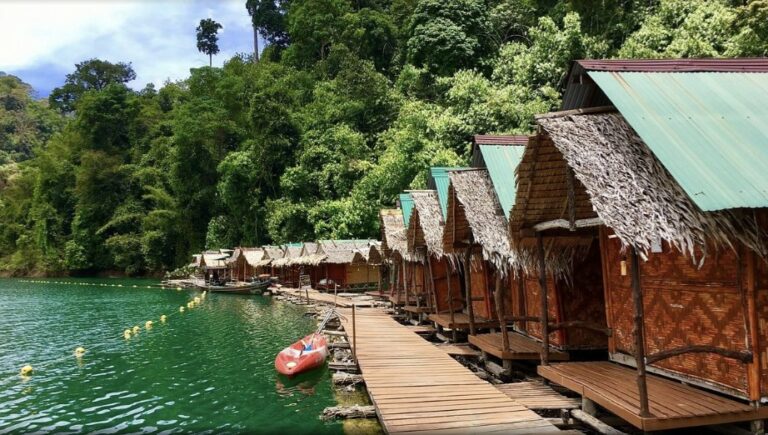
[343,309,565,434]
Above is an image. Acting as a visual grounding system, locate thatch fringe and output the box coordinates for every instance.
[448,170,516,274]
[538,112,767,262]
[409,191,445,257]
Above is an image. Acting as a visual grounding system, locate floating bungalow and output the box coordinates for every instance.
[262,245,285,278]
[228,247,270,282]
[316,240,380,291]
[271,243,303,287]
[199,250,231,283]
[379,208,411,305]
[517,59,768,432]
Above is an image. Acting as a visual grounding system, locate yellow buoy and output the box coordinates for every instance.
[160,315,167,323]
[124,329,132,339]
[194,297,201,304]
[176,287,182,291]
[132,325,140,334]
[74,346,86,356]
[179,306,185,313]
[145,320,153,329]
[20,365,33,376]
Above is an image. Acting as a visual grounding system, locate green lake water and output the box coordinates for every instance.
[0,278,343,434]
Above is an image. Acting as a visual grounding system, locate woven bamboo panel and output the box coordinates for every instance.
[757,290,768,396]
[603,234,750,395]
[558,242,608,349]
[430,257,462,312]
[523,274,564,346]
[412,262,426,295]
[470,254,495,319]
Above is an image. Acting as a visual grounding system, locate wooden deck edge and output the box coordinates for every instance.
[538,365,768,432]
[469,334,570,361]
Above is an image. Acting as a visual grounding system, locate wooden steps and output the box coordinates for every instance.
[428,312,500,330]
[469,331,569,361]
[495,381,580,410]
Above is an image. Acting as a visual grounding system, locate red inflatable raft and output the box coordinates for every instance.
[275,332,329,376]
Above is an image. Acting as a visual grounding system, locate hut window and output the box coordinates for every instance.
[650,237,662,253]
[620,260,627,276]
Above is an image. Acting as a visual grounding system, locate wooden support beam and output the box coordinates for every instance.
[494,273,509,352]
[537,232,550,366]
[571,410,628,435]
[446,263,457,342]
[630,247,650,417]
[645,345,751,365]
[464,245,476,336]
[532,217,603,233]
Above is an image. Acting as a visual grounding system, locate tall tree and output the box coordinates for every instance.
[48,59,136,113]
[196,18,223,66]
[245,0,291,54]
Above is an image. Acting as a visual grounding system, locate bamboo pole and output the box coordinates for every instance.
[352,304,357,362]
[537,232,550,366]
[427,255,438,314]
[630,247,650,417]
[494,272,509,352]
[464,245,476,336]
[446,262,457,342]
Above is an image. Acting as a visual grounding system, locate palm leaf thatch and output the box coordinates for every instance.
[444,169,515,273]
[318,240,376,264]
[380,209,415,261]
[537,112,766,262]
[407,191,445,257]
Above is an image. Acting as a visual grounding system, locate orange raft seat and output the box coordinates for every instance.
[274,332,329,376]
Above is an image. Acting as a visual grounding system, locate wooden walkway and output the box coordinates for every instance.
[276,287,372,308]
[343,309,564,434]
[540,361,768,431]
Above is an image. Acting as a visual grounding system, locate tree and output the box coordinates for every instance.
[48,59,136,113]
[196,18,223,66]
[246,0,292,60]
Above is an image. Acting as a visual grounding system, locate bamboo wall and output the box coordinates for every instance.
[431,256,462,313]
[469,252,495,320]
[345,264,380,286]
[519,241,606,349]
[600,226,764,399]
[325,264,347,287]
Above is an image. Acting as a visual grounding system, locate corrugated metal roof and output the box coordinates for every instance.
[589,70,768,211]
[429,167,465,218]
[479,145,525,218]
[399,193,414,228]
[579,58,768,73]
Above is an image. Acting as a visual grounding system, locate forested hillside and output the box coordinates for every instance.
[1,0,766,276]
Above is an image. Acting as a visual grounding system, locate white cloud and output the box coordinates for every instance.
[0,0,257,91]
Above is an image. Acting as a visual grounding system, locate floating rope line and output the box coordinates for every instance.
[18,279,170,290]
[2,284,207,387]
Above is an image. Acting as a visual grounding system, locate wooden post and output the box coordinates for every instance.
[494,271,510,352]
[464,245,476,336]
[446,262,457,342]
[537,232,550,366]
[402,259,409,306]
[630,247,650,417]
[427,255,439,314]
[352,304,357,362]
[745,248,762,402]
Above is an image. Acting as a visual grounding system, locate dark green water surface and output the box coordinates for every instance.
[0,278,342,434]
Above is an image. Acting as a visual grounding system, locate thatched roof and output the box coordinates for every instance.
[201,251,228,269]
[443,169,514,272]
[407,191,445,257]
[318,240,375,265]
[292,242,326,265]
[535,111,766,261]
[272,244,302,268]
[263,245,285,260]
[380,209,413,261]
[242,248,270,267]
[367,243,383,265]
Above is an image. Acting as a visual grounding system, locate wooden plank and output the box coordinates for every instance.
[539,362,768,431]
[340,308,563,434]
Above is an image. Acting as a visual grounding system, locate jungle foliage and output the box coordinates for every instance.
[1,0,767,275]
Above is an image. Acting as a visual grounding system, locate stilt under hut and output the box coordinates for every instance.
[379,209,411,306]
[519,58,768,432]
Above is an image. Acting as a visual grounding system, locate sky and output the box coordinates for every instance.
[0,0,260,98]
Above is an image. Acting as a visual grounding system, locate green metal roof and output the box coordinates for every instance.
[589,71,768,211]
[398,193,414,228]
[479,145,525,219]
[430,167,465,218]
